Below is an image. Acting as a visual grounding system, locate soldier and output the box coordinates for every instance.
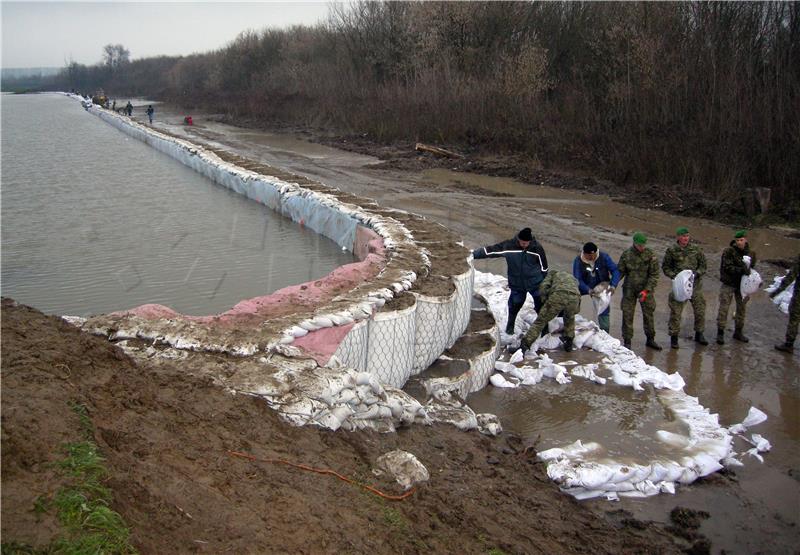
[572,241,620,333]
[662,226,709,348]
[771,253,800,353]
[617,232,662,350]
[472,227,548,335]
[716,230,757,344]
[520,270,580,353]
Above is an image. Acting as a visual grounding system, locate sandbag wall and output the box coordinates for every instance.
[84,103,475,389]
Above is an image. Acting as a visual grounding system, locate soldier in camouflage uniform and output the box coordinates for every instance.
[617,232,662,350]
[771,253,800,353]
[662,226,709,349]
[716,230,757,344]
[520,270,580,353]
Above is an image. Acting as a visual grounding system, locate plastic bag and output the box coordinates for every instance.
[590,282,611,317]
[672,269,694,302]
[741,269,762,298]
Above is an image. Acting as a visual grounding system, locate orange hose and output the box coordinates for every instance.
[226,450,415,501]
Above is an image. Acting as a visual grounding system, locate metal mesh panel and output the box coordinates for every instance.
[448,264,475,345]
[366,303,417,388]
[330,320,369,370]
[467,341,497,393]
[411,290,457,374]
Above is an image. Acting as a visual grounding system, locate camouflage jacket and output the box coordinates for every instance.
[774,253,800,295]
[618,246,659,295]
[538,270,579,303]
[719,241,757,287]
[662,242,707,281]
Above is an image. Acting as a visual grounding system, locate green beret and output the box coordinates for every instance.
[633,232,647,245]
[676,227,689,236]
[734,230,747,239]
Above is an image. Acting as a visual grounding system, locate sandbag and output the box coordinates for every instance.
[672,269,694,302]
[741,269,762,298]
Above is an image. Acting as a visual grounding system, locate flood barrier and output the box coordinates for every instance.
[71,96,481,419]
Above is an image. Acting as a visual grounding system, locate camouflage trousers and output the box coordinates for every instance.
[523,291,580,345]
[785,290,799,343]
[716,284,749,330]
[621,293,656,342]
[667,291,706,336]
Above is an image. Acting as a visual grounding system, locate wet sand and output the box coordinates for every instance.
[147,108,799,553]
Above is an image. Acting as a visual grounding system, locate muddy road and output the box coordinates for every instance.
[139,107,800,553]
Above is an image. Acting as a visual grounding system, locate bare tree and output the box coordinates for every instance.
[102,44,130,70]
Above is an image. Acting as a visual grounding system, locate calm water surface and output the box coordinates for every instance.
[1,94,354,316]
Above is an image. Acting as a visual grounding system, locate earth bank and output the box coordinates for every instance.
[1,298,689,554]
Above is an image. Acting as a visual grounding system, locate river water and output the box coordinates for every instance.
[1,94,354,317]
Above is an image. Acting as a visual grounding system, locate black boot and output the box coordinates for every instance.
[694,331,709,346]
[775,341,794,353]
[563,337,574,352]
[733,328,749,343]
[623,338,631,349]
[670,335,679,349]
[646,337,662,350]
[716,328,725,345]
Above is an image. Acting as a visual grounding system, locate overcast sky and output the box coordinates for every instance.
[1,1,332,68]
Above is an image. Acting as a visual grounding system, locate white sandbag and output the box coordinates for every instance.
[741,269,762,298]
[374,450,429,490]
[672,269,694,302]
[592,289,612,317]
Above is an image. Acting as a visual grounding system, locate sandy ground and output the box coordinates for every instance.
[2,103,798,553]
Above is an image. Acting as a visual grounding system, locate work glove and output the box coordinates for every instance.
[638,289,649,303]
[769,290,778,299]
[609,286,616,295]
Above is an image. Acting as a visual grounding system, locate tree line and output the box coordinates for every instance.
[14,1,800,216]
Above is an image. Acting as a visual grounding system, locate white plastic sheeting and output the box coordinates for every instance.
[90,106,360,250]
[474,270,749,499]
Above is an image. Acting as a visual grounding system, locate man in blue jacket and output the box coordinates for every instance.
[572,242,620,333]
[473,227,549,335]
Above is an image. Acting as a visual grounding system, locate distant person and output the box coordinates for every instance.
[617,232,661,350]
[716,230,757,344]
[771,253,799,353]
[112,100,116,112]
[146,105,154,124]
[125,101,133,117]
[472,227,548,335]
[520,270,580,353]
[662,226,709,348]
[573,241,620,333]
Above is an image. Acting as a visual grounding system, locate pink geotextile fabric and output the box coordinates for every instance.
[292,322,356,366]
[113,235,386,329]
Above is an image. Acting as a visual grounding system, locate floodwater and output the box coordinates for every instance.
[148,106,799,553]
[0,94,354,317]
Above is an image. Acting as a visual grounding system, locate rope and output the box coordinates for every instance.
[226,450,415,501]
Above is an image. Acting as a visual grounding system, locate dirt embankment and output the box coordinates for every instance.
[0,298,691,554]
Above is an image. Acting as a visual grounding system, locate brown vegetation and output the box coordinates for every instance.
[19,1,800,218]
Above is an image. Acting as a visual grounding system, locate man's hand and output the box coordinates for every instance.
[638,289,648,303]
[609,286,616,295]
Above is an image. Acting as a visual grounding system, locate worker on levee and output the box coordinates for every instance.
[520,270,580,353]
[472,227,548,335]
